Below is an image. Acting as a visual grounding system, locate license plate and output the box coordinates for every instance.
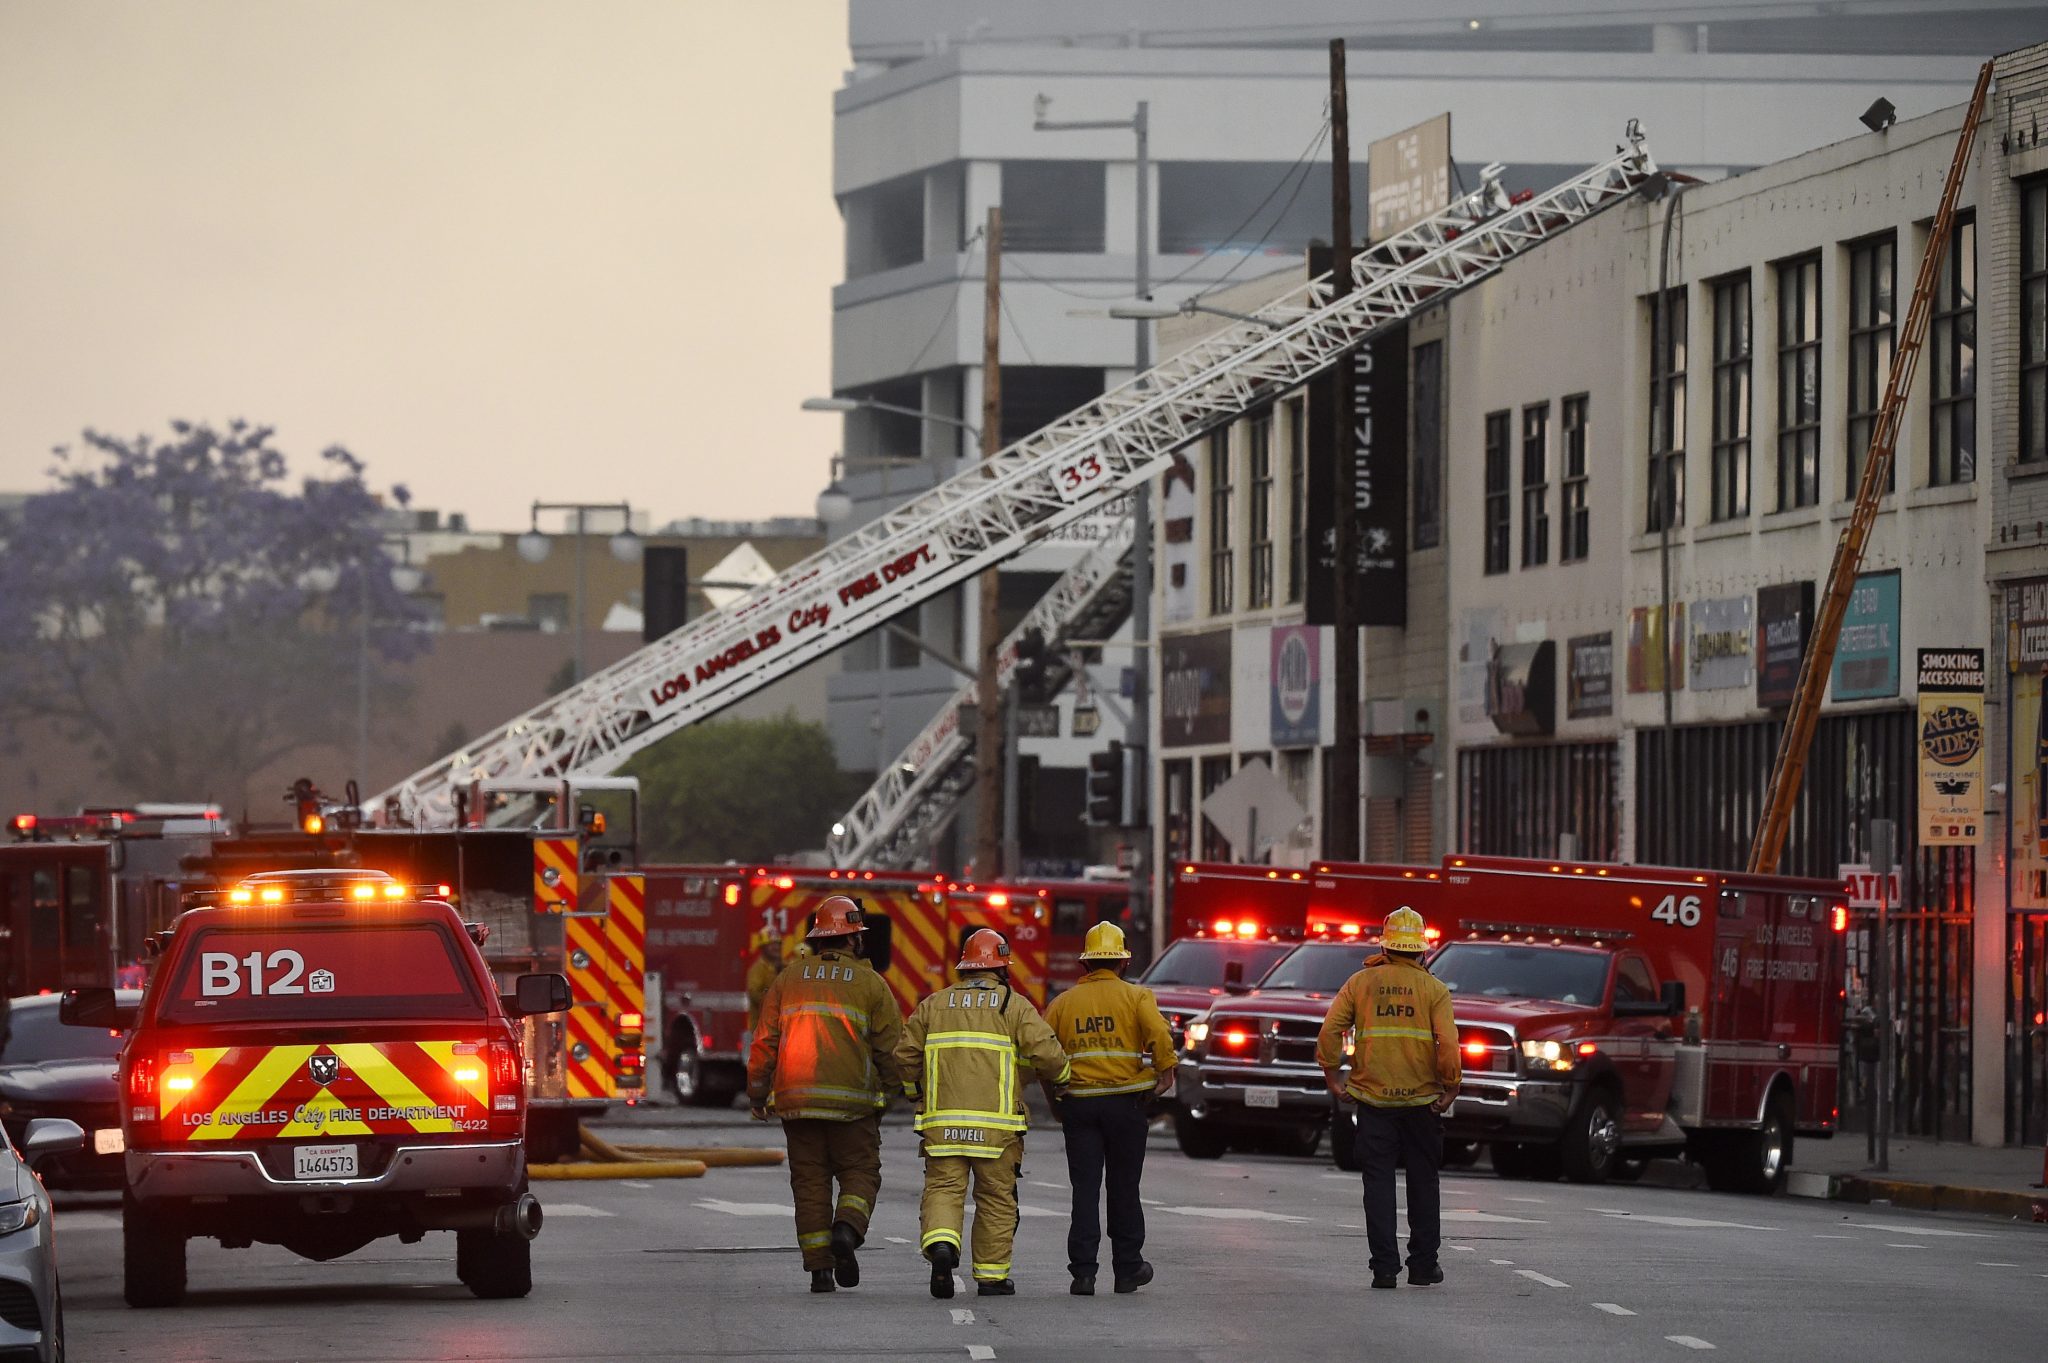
[1244,1086,1281,1109]
[292,1143,358,1180]
[93,1128,124,1156]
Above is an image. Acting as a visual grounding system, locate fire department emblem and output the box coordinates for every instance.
[308,1055,340,1085]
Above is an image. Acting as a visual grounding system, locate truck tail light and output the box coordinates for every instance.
[128,1054,159,1101]
[1831,906,1848,932]
[724,883,741,907]
[487,1036,523,1130]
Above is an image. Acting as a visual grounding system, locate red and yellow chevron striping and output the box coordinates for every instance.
[157,1040,491,1141]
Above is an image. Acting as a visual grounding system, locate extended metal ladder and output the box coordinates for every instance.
[828,517,1136,868]
[375,125,1656,828]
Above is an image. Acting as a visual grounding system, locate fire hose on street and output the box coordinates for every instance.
[524,1124,784,1180]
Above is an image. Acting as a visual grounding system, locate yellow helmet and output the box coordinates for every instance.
[1080,922,1131,962]
[1382,906,1430,954]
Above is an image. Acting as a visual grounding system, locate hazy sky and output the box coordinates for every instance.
[0,0,848,529]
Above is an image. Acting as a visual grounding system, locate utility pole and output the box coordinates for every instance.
[974,205,1005,879]
[1326,38,1361,862]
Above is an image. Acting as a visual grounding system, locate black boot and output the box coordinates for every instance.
[1112,1261,1154,1294]
[809,1268,836,1293]
[1408,1264,1444,1286]
[1070,1274,1096,1296]
[831,1221,862,1288]
[928,1242,959,1300]
[976,1278,1016,1296]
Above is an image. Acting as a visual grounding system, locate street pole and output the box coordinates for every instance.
[1131,100,1156,943]
[1871,818,1895,1173]
[974,205,1005,879]
[1002,687,1021,877]
[573,506,589,685]
[1327,38,1361,862]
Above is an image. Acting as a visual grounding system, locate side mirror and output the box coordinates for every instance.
[23,1118,84,1161]
[58,988,137,1032]
[1659,981,1686,1014]
[509,973,573,1017]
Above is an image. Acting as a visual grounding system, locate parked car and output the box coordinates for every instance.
[0,992,137,1192]
[0,1109,82,1361]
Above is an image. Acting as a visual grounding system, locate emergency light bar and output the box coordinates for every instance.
[1458,920,1635,944]
[220,870,454,908]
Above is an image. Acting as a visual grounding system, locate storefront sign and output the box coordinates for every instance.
[1305,278,1408,628]
[1625,604,1685,694]
[1486,639,1556,737]
[1566,633,1614,719]
[645,536,954,719]
[1689,595,1754,692]
[1161,629,1232,748]
[1269,625,1321,748]
[1832,570,1901,701]
[1916,648,1984,846]
[1756,581,1814,708]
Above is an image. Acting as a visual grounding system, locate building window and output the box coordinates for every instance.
[1520,403,1550,567]
[1248,412,1275,610]
[1776,254,1822,508]
[1199,754,1236,860]
[1709,273,1752,520]
[1000,161,1106,253]
[1646,289,1687,531]
[1846,233,1897,495]
[1286,400,1306,603]
[1208,431,1234,615]
[1413,341,1443,549]
[1483,411,1511,576]
[2023,179,2048,464]
[1930,213,1976,486]
[1561,395,1590,562]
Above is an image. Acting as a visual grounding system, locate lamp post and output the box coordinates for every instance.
[1110,299,1286,332]
[1036,95,1155,936]
[517,501,640,686]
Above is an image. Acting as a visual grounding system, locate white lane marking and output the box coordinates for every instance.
[1593,1303,1637,1316]
[1813,1234,1855,1240]
[966,1347,996,1361]
[1886,1244,1928,1250]
[1840,1220,1990,1238]
[1443,1209,1545,1224]
[1590,1210,1775,1231]
[1978,1262,2021,1267]
[885,1236,911,1245]
[1140,1197,1165,1206]
[951,1309,976,1325]
[1448,1244,1476,1253]
[544,1203,616,1218]
[1030,1180,1064,1191]
[693,1199,792,1217]
[1490,1258,1515,1266]
[1666,1337,1716,1351]
[1503,1195,1548,1204]
[1516,1270,1570,1289]
[1158,1206,1309,1223]
[622,1180,654,1190]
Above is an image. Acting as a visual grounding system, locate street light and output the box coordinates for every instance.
[1109,298,1287,332]
[521,501,637,685]
[801,395,981,443]
[814,453,934,525]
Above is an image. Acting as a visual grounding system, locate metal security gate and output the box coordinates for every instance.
[1456,742,1616,861]
[2009,914,2048,1146]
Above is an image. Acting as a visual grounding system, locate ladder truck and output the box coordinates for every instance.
[372,124,1657,844]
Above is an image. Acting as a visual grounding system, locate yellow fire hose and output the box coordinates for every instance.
[523,1125,784,1181]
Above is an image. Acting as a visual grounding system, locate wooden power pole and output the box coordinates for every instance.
[974,206,1005,879]
[1326,38,1361,862]
[1748,60,1992,872]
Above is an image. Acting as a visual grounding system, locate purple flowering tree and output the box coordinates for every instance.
[0,421,423,803]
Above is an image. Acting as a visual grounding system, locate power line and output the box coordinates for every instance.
[901,229,985,375]
[1155,116,1331,291]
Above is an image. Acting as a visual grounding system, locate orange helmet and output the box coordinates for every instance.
[957,928,1011,971]
[807,895,866,939]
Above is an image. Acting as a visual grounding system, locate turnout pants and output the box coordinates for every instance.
[1356,1102,1442,1278]
[919,1138,1023,1282]
[1059,1093,1150,1277]
[782,1115,882,1271]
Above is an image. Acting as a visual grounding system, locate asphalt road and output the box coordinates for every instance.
[54,1121,2048,1363]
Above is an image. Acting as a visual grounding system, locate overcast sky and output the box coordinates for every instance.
[0,0,847,530]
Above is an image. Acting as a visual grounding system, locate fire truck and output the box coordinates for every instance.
[1176,854,1847,1192]
[643,866,1055,1108]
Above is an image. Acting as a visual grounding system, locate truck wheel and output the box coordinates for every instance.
[1732,1095,1794,1196]
[1173,1111,1229,1160]
[1331,1108,1361,1172]
[1270,1125,1322,1159]
[457,1229,533,1299]
[121,1196,186,1309]
[1559,1092,1622,1184]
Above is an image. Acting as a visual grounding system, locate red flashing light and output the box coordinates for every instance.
[1463,1040,1487,1059]
[1423,927,1442,943]
[435,883,453,898]
[1222,1028,1250,1048]
[11,814,34,833]
[2036,1011,2046,1026]
[1831,906,1849,933]
[723,884,741,907]
[35,988,50,996]
[989,892,1009,908]
[618,1012,644,1032]
[1234,920,1259,938]
[1212,917,1232,935]
[1577,1042,1597,1056]
[1339,923,1362,937]
[775,876,795,890]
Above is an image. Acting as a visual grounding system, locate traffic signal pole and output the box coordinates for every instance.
[975,206,1005,879]
[1326,39,1361,863]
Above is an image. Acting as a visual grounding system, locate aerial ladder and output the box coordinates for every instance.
[828,517,1136,867]
[374,124,1658,829]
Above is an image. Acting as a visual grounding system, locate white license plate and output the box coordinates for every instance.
[1244,1086,1281,1109]
[93,1128,124,1156]
[292,1143,358,1180]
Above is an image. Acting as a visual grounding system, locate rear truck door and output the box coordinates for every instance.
[945,892,1051,1011]
[1760,889,1835,1128]
[641,869,751,1064]
[1706,891,1773,1122]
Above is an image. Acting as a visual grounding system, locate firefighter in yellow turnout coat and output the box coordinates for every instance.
[897,928,1071,1299]
[748,896,904,1294]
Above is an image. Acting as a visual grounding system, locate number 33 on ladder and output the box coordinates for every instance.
[1052,451,1107,502]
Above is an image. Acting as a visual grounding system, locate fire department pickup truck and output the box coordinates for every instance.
[61,869,573,1307]
[1435,855,1847,1192]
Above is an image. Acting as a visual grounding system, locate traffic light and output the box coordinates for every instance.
[1118,742,1146,828]
[1013,627,1050,705]
[1086,741,1124,826]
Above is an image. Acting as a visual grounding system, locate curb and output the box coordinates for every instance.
[1789,1170,2048,1223]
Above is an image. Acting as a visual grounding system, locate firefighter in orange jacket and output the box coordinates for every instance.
[747,896,904,1293]
[1042,922,1176,1295]
[1315,907,1461,1290]
[897,928,1071,1299]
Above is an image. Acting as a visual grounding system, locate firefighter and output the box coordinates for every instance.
[897,928,1071,1299]
[747,895,904,1294]
[1314,906,1461,1289]
[745,934,786,1034]
[1042,921,1176,1296]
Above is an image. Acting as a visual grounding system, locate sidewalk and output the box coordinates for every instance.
[1790,1134,2048,1222]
